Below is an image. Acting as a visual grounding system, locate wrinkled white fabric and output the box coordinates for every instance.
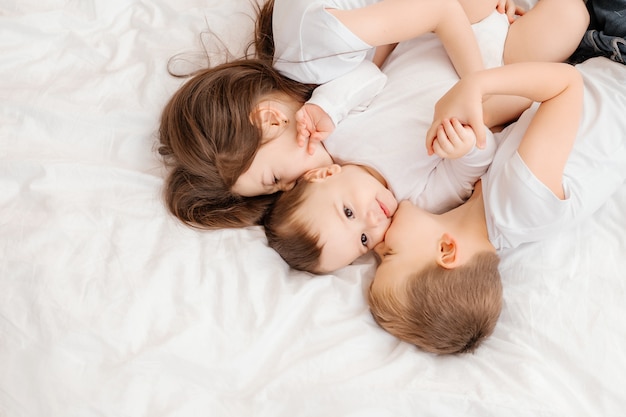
[1,1,625,417]
[484,58,626,249]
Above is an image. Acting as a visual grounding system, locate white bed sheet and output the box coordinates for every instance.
[1,1,625,416]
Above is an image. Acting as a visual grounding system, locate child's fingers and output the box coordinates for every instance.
[432,134,451,159]
[295,109,313,146]
[296,130,306,147]
[425,122,439,155]
[451,118,477,150]
[297,120,312,144]
[496,0,505,14]
[473,123,487,149]
[436,123,455,155]
[442,119,461,143]
[429,120,459,158]
[308,133,322,155]
[506,8,516,23]
[450,118,470,141]
[308,131,329,154]
[432,140,443,158]
[460,111,485,149]
[297,132,307,148]
[434,118,479,159]
[433,124,455,158]
[297,121,312,146]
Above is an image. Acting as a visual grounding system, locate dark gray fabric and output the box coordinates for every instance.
[568,0,626,64]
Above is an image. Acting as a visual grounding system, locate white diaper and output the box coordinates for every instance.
[472,10,510,68]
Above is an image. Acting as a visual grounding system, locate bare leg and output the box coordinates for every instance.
[504,0,590,63]
[457,0,499,24]
[482,95,531,130]
[484,0,589,128]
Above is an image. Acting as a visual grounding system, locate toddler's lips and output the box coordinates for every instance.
[378,200,390,218]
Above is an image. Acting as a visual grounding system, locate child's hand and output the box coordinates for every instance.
[426,78,486,155]
[430,118,477,159]
[296,103,335,155]
[496,0,525,23]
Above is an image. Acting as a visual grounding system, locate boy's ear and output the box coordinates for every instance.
[436,233,459,270]
[302,164,342,182]
[250,100,289,143]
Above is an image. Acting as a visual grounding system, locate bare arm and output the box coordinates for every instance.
[328,0,484,78]
[434,62,584,198]
[513,64,583,199]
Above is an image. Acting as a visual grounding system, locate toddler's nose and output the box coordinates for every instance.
[366,209,382,227]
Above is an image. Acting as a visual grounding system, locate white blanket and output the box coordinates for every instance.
[1,1,625,416]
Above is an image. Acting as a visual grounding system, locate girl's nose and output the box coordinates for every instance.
[279,180,296,192]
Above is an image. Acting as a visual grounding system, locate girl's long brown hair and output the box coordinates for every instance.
[158,0,317,229]
[159,58,314,229]
[253,0,275,62]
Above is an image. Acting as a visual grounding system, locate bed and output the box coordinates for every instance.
[1,1,625,416]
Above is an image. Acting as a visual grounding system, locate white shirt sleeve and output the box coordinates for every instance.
[416,131,497,214]
[305,60,387,127]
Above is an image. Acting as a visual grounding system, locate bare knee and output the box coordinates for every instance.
[563,0,590,34]
[547,0,590,61]
[504,0,590,64]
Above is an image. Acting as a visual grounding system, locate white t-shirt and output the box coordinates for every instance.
[273,0,509,129]
[483,58,626,250]
[324,11,509,214]
[272,0,378,83]
[272,0,385,126]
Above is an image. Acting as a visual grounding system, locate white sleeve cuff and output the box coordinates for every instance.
[305,60,387,126]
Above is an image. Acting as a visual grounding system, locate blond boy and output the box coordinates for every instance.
[370,59,626,354]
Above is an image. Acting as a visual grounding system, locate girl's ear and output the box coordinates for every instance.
[436,233,459,269]
[250,100,289,143]
[302,164,342,182]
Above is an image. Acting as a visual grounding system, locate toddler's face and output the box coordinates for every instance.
[297,164,397,273]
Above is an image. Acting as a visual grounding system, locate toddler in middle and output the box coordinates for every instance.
[264,1,590,274]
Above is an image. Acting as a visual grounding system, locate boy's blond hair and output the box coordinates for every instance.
[368,252,502,354]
